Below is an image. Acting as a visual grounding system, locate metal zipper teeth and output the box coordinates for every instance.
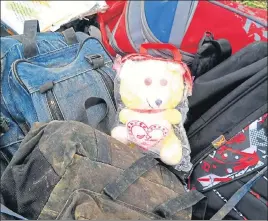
[12,60,64,124]
[187,76,268,139]
[46,91,64,121]
[11,36,114,126]
[95,68,116,109]
[188,103,268,177]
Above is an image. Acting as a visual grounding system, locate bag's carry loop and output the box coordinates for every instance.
[85,97,109,128]
[154,189,207,219]
[210,166,267,220]
[0,204,28,220]
[104,154,159,200]
[21,20,78,58]
[62,27,78,45]
[22,20,40,58]
[140,43,182,62]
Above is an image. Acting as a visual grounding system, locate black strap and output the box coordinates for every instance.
[154,189,207,219]
[22,20,40,58]
[62,27,78,45]
[0,204,28,220]
[210,39,232,61]
[104,154,159,200]
[210,166,267,220]
[199,32,232,61]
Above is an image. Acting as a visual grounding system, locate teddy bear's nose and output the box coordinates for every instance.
[155,99,162,106]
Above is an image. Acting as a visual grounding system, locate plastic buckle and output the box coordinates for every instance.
[85,54,104,69]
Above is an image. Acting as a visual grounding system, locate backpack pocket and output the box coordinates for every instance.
[10,37,116,134]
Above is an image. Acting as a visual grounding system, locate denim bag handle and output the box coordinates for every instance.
[21,20,78,58]
[84,97,109,129]
[22,20,40,58]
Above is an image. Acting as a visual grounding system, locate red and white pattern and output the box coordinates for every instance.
[190,113,267,191]
[127,120,169,150]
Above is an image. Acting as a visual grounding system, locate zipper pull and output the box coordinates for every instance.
[212,135,227,149]
[40,81,54,94]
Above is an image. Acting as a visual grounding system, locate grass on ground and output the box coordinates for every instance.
[239,0,267,9]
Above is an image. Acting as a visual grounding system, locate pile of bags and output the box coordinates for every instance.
[0,1,267,220]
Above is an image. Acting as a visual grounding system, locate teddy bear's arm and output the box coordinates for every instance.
[119,108,133,124]
[164,109,182,124]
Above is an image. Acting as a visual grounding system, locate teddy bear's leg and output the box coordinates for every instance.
[160,133,182,166]
[111,125,129,145]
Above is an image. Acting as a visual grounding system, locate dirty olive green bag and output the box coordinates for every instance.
[1,121,203,220]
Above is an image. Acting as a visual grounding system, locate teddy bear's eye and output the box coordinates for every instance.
[144,77,152,86]
[160,79,168,86]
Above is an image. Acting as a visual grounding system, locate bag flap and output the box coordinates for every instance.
[189,113,268,192]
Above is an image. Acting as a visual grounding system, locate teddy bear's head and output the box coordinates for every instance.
[117,59,187,110]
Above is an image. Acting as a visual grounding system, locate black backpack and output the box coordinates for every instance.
[185,41,268,220]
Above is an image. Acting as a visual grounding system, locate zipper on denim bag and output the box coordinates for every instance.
[40,81,64,121]
[95,68,116,107]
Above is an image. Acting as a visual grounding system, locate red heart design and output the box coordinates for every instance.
[127,120,169,149]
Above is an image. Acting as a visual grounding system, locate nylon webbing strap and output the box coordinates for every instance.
[62,27,78,45]
[154,189,207,219]
[0,204,28,220]
[211,39,232,60]
[104,154,159,200]
[22,20,40,58]
[210,166,267,220]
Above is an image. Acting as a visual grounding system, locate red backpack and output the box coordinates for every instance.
[98,1,267,60]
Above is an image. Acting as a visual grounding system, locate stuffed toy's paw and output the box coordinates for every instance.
[160,135,182,165]
[111,126,129,145]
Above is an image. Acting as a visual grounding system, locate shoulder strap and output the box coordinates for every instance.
[210,39,232,61]
[104,154,159,200]
[210,166,267,220]
[154,189,207,219]
[0,204,28,220]
[103,154,206,219]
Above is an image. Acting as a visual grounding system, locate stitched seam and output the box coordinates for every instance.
[28,61,113,93]
[212,189,247,219]
[0,140,24,149]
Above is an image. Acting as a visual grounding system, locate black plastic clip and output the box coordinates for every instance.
[85,54,104,69]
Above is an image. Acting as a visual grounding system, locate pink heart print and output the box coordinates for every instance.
[127,120,169,149]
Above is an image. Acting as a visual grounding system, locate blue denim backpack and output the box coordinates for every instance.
[1,20,116,169]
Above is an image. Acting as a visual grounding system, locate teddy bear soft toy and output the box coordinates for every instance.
[111,43,193,169]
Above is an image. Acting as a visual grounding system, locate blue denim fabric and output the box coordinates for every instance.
[10,37,116,133]
[0,31,91,163]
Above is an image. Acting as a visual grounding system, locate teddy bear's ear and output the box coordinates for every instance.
[117,60,135,80]
[167,62,186,75]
